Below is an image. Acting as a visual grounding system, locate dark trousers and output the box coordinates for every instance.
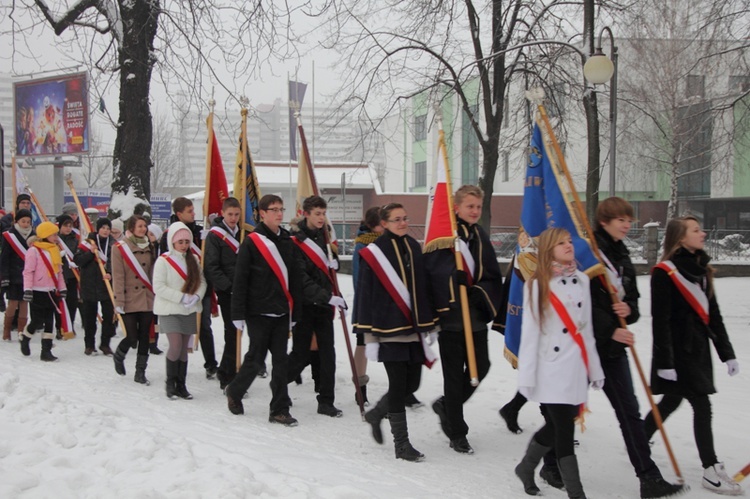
[81,299,114,349]
[199,289,217,369]
[117,311,154,356]
[28,291,56,335]
[438,328,491,439]
[533,404,579,459]
[54,277,79,332]
[644,394,716,468]
[226,315,291,415]
[601,355,660,478]
[287,306,336,405]
[384,360,422,414]
[217,290,241,383]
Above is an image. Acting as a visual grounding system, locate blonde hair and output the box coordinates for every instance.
[454,185,484,205]
[528,227,572,324]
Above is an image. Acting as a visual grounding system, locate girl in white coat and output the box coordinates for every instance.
[153,222,206,400]
[515,228,605,499]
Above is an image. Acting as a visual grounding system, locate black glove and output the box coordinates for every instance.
[23,290,33,302]
[455,270,469,287]
[1,280,9,289]
[60,290,67,299]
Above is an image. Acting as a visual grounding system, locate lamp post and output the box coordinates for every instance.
[583,27,618,197]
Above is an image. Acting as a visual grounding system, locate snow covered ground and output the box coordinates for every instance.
[0,274,747,498]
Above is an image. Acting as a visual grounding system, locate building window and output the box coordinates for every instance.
[414,161,427,188]
[502,151,510,182]
[462,104,479,185]
[686,75,705,99]
[414,114,427,141]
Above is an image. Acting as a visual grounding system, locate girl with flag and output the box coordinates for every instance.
[54,215,80,340]
[515,227,604,498]
[111,215,158,386]
[644,215,742,496]
[152,221,206,399]
[20,221,66,361]
[354,203,436,462]
[1,209,34,341]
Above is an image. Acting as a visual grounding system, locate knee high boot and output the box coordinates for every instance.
[166,359,179,399]
[389,411,424,462]
[515,438,552,496]
[40,336,58,362]
[134,354,150,385]
[3,310,14,341]
[20,330,33,356]
[558,455,587,499]
[175,360,193,399]
[364,394,388,444]
[113,342,129,376]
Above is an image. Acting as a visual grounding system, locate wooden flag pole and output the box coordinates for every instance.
[236,98,251,373]
[535,101,683,482]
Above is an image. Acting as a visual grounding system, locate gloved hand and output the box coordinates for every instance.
[1,280,9,289]
[200,229,209,240]
[591,379,605,390]
[59,290,67,299]
[23,290,33,302]
[233,320,245,331]
[423,330,438,346]
[455,270,469,287]
[657,369,678,381]
[181,294,200,308]
[115,306,125,315]
[365,342,380,361]
[726,359,740,377]
[329,295,347,310]
[328,259,339,271]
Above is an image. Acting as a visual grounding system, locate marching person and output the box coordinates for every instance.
[425,185,503,454]
[54,214,80,339]
[160,197,219,379]
[225,195,301,426]
[354,203,436,462]
[74,218,116,356]
[148,223,164,355]
[514,227,604,498]
[590,197,685,498]
[111,215,158,386]
[21,221,67,361]
[153,221,206,399]
[204,197,242,390]
[644,215,742,496]
[287,195,344,418]
[0,194,34,320]
[1,209,34,341]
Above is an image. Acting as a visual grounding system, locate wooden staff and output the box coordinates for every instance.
[536,102,683,482]
[734,462,750,483]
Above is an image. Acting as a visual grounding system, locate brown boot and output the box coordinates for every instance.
[3,311,13,341]
[17,317,28,342]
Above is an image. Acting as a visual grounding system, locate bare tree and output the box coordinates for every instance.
[150,112,180,193]
[70,125,112,189]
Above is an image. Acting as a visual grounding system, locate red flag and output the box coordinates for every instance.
[207,133,229,217]
[424,131,456,253]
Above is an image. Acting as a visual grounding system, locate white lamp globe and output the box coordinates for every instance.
[584,52,614,85]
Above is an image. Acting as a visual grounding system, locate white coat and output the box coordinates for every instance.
[153,222,207,317]
[517,271,605,405]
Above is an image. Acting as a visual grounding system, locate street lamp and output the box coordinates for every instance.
[583,27,618,197]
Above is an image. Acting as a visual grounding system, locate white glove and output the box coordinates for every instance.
[423,331,438,346]
[591,379,605,390]
[182,294,200,308]
[200,229,209,240]
[328,295,347,310]
[328,259,339,271]
[365,342,380,361]
[233,320,245,331]
[726,359,740,377]
[657,369,678,381]
[115,306,125,315]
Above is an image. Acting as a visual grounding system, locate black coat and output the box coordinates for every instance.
[424,218,503,332]
[73,235,114,302]
[590,228,640,360]
[159,215,202,255]
[650,248,736,396]
[231,222,301,321]
[0,227,33,286]
[352,230,435,337]
[203,217,241,293]
[59,232,79,281]
[291,218,336,310]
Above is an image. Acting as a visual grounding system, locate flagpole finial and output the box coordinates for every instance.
[9,141,16,158]
[525,87,546,106]
[64,172,73,182]
[433,102,444,131]
[240,95,249,109]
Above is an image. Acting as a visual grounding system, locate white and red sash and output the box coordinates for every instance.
[293,236,333,284]
[58,241,77,269]
[161,253,188,281]
[457,239,475,286]
[249,232,293,313]
[116,242,154,294]
[549,291,590,377]
[655,260,709,325]
[3,232,28,260]
[209,226,240,254]
[598,250,625,300]
[190,242,202,261]
[77,240,107,263]
[38,249,73,333]
[359,244,412,321]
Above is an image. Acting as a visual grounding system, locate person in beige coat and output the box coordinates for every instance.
[111,215,158,385]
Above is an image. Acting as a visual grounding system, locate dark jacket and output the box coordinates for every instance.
[590,227,640,360]
[650,248,736,396]
[353,230,435,337]
[203,217,240,293]
[0,227,33,286]
[0,213,15,234]
[159,215,202,255]
[352,225,380,293]
[231,222,301,321]
[424,218,503,332]
[59,231,79,281]
[291,218,336,309]
[74,235,115,302]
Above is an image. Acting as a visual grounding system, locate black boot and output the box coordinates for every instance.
[389,411,424,462]
[432,396,451,439]
[40,338,58,362]
[540,463,564,490]
[175,360,193,399]
[20,332,32,356]
[515,439,551,495]
[166,359,179,399]
[500,392,526,434]
[355,375,370,406]
[639,475,687,499]
[558,455,587,499]
[134,354,150,385]
[113,343,128,375]
[150,333,163,355]
[364,395,389,444]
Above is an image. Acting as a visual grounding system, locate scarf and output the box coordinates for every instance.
[551,260,577,277]
[128,234,150,249]
[354,231,380,246]
[14,223,33,239]
[33,241,63,273]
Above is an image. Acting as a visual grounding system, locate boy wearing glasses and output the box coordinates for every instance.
[287,195,346,418]
[424,185,503,454]
[225,194,301,426]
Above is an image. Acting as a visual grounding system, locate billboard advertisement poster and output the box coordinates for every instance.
[14,72,89,157]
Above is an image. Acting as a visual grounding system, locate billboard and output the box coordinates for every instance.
[14,72,89,157]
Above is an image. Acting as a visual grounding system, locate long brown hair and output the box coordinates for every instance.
[660,215,714,293]
[182,252,202,295]
[528,227,572,325]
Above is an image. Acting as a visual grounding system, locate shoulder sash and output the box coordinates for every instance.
[209,226,240,254]
[293,236,333,284]
[161,253,188,281]
[457,239,475,286]
[116,241,154,294]
[249,232,293,314]
[3,232,27,260]
[654,260,709,325]
[359,244,412,322]
[549,291,590,376]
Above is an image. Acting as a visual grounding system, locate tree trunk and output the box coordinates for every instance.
[479,138,500,230]
[582,0,600,223]
[110,0,159,217]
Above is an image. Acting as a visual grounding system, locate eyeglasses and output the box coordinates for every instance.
[387,217,409,224]
[264,207,286,213]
